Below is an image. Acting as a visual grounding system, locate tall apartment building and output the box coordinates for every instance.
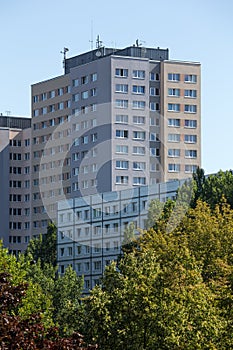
[0,115,31,254]
[31,43,201,238]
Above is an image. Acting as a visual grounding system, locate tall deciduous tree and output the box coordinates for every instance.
[0,273,96,349]
[191,168,233,209]
[83,200,233,349]
[25,222,57,267]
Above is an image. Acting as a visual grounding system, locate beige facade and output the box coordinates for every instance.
[31,75,71,236]
[0,116,31,254]
[160,61,201,182]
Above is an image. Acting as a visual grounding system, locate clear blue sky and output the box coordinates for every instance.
[1,0,233,174]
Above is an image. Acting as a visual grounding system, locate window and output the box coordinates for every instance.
[168,118,180,127]
[150,72,160,81]
[33,109,39,117]
[82,165,88,174]
[113,222,119,231]
[150,148,160,157]
[150,102,159,111]
[116,160,129,169]
[25,139,30,147]
[94,261,101,271]
[92,148,97,157]
[150,133,159,141]
[133,162,146,170]
[115,84,128,93]
[116,176,128,184]
[116,129,128,138]
[168,164,180,172]
[81,120,88,129]
[185,164,198,173]
[133,116,145,124]
[73,93,79,102]
[91,133,97,142]
[132,202,138,212]
[93,208,101,219]
[115,68,128,77]
[115,99,128,108]
[168,134,180,142]
[81,75,88,84]
[91,72,97,81]
[184,135,197,143]
[133,131,145,140]
[81,91,88,99]
[150,87,160,96]
[168,149,180,157]
[114,241,119,251]
[49,104,55,112]
[73,152,79,161]
[168,73,180,81]
[185,105,197,113]
[115,114,128,124]
[133,146,145,155]
[73,182,79,191]
[185,74,197,83]
[50,90,55,98]
[133,177,146,185]
[132,85,145,94]
[132,101,145,109]
[82,135,88,144]
[94,243,101,253]
[105,241,110,250]
[132,70,145,79]
[168,88,180,96]
[82,180,88,189]
[185,120,197,128]
[90,119,97,127]
[58,88,63,96]
[90,103,97,112]
[33,95,39,103]
[85,280,90,289]
[150,163,159,172]
[116,145,128,154]
[185,150,197,158]
[168,103,180,112]
[73,79,79,87]
[90,88,97,96]
[58,102,64,110]
[185,89,197,98]
[91,163,97,172]
[41,92,47,101]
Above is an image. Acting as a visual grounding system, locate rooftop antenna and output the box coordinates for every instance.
[5,110,11,116]
[96,35,103,49]
[89,20,94,50]
[60,47,69,72]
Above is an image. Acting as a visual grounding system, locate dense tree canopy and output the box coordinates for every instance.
[191,168,233,209]
[0,272,96,349]
[24,222,57,267]
[83,199,233,349]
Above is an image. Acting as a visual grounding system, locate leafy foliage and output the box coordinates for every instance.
[24,222,57,267]
[0,273,97,349]
[83,200,233,349]
[192,168,233,209]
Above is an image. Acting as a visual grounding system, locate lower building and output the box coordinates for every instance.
[57,179,188,293]
[0,115,31,253]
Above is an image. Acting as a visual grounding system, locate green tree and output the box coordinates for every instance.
[0,272,96,349]
[191,168,233,209]
[83,199,233,349]
[25,222,57,267]
[53,265,84,336]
